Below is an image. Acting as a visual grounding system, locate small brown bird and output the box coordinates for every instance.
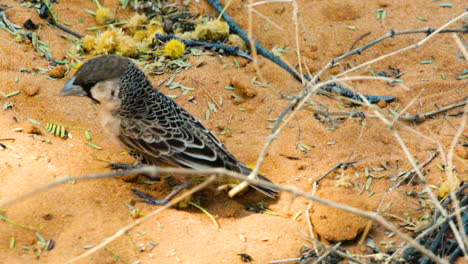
[62,55,277,205]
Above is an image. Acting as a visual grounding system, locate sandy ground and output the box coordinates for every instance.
[0,0,467,263]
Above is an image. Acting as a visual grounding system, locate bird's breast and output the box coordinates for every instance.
[98,106,122,137]
[89,80,124,137]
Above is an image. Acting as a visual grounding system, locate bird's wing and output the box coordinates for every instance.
[117,92,240,171]
[118,91,278,197]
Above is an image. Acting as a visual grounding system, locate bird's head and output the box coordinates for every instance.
[61,55,132,103]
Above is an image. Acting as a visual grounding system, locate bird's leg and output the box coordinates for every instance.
[132,182,190,206]
[108,163,160,181]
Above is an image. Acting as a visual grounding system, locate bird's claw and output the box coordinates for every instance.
[131,183,189,206]
[132,189,168,205]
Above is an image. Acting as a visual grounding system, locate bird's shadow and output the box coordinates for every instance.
[127,176,279,219]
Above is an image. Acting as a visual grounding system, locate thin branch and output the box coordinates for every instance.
[336,11,468,78]
[314,161,360,184]
[310,242,342,264]
[292,0,305,85]
[336,27,468,65]
[250,7,284,31]
[206,0,395,103]
[387,151,439,192]
[446,103,468,258]
[307,97,467,123]
[398,97,468,122]
[1,165,448,264]
[230,75,398,197]
[307,238,368,264]
[355,94,461,264]
[191,78,224,112]
[65,176,217,264]
[453,32,468,60]
[247,0,292,7]
[389,187,468,262]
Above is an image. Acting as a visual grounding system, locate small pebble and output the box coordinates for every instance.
[42,214,53,220]
[231,78,257,98]
[23,124,41,135]
[232,97,246,104]
[377,99,388,108]
[23,85,40,96]
[48,65,67,79]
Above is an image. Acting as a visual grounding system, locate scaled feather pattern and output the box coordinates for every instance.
[62,55,278,198]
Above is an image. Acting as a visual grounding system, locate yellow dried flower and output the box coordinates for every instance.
[68,43,81,58]
[133,30,149,42]
[95,28,123,54]
[116,35,138,57]
[193,20,229,41]
[148,24,164,35]
[125,13,147,34]
[178,31,195,40]
[164,39,186,59]
[83,35,97,51]
[439,177,461,198]
[15,34,24,43]
[95,8,115,26]
[145,25,164,42]
[228,34,247,51]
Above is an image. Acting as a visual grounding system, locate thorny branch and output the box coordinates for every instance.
[337,10,468,78]
[337,27,468,64]
[309,97,467,124]
[358,94,467,264]
[218,7,466,199]
[388,151,439,192]
[206,0,396,104]
[230,75,398,198]
[392,185,468,261]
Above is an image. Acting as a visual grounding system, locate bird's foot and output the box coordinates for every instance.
[132,189,168,205]
[132,183,189,206]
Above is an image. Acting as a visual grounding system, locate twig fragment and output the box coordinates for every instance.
[388,151,438,192]
[314,161,360,184]
[206,0,395,104]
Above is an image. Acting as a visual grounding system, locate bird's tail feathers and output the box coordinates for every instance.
[239,164,278,198]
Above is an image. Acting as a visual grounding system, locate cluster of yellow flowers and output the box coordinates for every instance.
[82,11,165,57]
[77,7,246,59]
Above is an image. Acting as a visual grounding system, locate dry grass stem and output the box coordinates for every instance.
[250,7,284,30]
[65,176,217,263]
[452,32,468,60]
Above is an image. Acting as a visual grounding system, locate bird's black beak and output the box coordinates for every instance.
[61,76,86,96]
